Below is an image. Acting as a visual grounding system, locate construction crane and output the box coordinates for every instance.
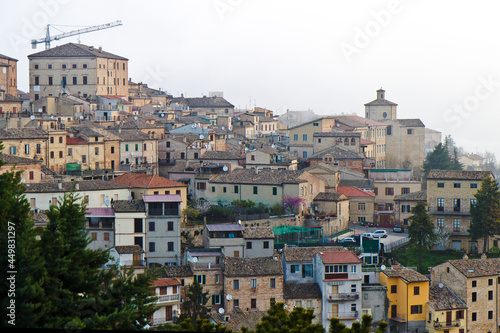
[31,20,123,50]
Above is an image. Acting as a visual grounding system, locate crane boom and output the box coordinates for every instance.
[31,20,123,50]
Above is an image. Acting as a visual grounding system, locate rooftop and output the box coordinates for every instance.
[28,43,128,60]
[309,146,364,160]
[142,194,182,202]
[243,226,274,239]
[336,186,375,198]
[313,192,348,201]
[160,265,193,278]
[0,154,43,165]
[223,256,283,277]
[210,169,307,185]
[112,199,146,213]
[114,245,143,254]
[170,96,234,108]
[447,257,500,278]
[394,190,427,202]
[283,246,345,262]
[427,169,493,181]
[428,284,467,310]
[319,250,363,264]
[382,268,429,283]
[283,282,322,299]
[206,223,245,232]
[109,173,187,189]
[151,278,181,288]
[25,180,128,193]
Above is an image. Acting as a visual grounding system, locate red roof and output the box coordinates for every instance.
[109,173,187,189]
[336,186,375,198]
[66,137,87,145]
[151,278,181,288]
[319,251,362,264]
[360,138,374,145]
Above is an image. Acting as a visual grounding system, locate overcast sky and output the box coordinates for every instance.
[3,0,500,158]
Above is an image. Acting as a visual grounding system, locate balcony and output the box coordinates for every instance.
[157,294,180,304]
[390,313,407,322]
[328,311,359,320]
[327,292,360,301]
[433,320,461,329]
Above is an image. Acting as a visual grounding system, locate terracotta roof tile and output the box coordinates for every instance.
[428,284,466,310]
[427,170,493,181]
[114,245,143,254]
[382,268,429,282]
[447,258,500,277]
[243,226,274,239]
[161,265,194,278]
[223,256,283,277]
[394,190,427,201]
[336,186,375,198]
[318,250,362,264]
[283,282,322,299]
[283,246,345,262]
[151,278,181,288]
[28,43,128,60]
[109,173,187,189]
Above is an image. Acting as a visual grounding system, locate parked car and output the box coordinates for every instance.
[371,230,388,238]
[393,225,404,233]
[339,237,356,243]
[360,232,374,239]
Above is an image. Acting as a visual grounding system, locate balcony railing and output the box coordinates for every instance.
[157,294,180,303]
[327,292,360,301]
[433,320,461,329]
[328,311,359,320]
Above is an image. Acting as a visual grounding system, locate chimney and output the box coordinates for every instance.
[75,182,79,191]
[57,180,62,190]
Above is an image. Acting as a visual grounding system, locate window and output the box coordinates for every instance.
[489,278,493,285]
[263,241,269,249]
[437,218,444,227]
[50,151,54,159]
[211,186,215,193]
[251,279,257,288]
[10,146,17,155]
[325,265,349,273]
[401,187,410,194]
[453,219,460,230]
[246,241,252,250]
[272,187,278,196]
[407,129,413,135]
[410,305,422,314]
[234,185,239,194]
[488,310,494,320]
[24,144,29,154]
[91,232,97,241]
[83,64,87,69]
[149,222,155,231]
[295,300,302,308]
[386,125,392,135]
[149,242,155,252]
[454,183,461,188]
[196,182,206,190]
[194,274,206,284]
[95,147,99,155]
[358,203,366,211]
[302,151,307,159]
[72,77,77,85]
[223,187,227,193]
[472,292,477,302]
[125,144,129,151]
[488,290,493,300]
[472,312,477,321]
[36,144,41,154]
[59,151,63,158]
[212,294,221,305]
[293,134,298,141]
[29,171,34,180]
[313,122,319,127]
[390,285,397,293]
[402,205,411,213]
[351,284,357,292]
[134,218,143,233]
[302,134,307,141]
[168,221,174,231]
[72,64,77,69]
[233,299,239,307]
[385,187,394,196]
[233,280,239,290]
[251,299,257,309]
[456,310,464,319]
[291,265,299,273]
[270,278,276,288]
[437,182,445,188]
[351,265,357,272]
[437,198,444,211]
[414,286,420,295]
[48,76,53,85]
[470,183,478,188]
[111,146,115,154]
[135,144,139,151]
[253,186,258,195]
[48,64,52,69]
[104,232,109,241]
[453,198,461,212]
[470,199,477,207]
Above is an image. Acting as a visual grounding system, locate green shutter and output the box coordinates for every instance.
[202,275,206,285]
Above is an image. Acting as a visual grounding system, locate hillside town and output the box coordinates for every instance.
[2,42,500,333]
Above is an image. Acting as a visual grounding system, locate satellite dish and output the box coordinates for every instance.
[160,113,165,117]
[192,257,198,263]
[80,116,83,119]
[30,115,35,120]
[244,147,248,151]
[21,178,25,183]
[238,141,242,145]
[226,294,232,301]
[380,265,386,270]
[199,134,204,140]
[221,126,225,130]
[191,124,196,128]
[218,308,225,314]
[438,283,443,288]
[38,108,42,113]
[134,116,138,120]
[238,220,241,225]
[131,152,135,156]
[271,144,276,148]
[104,199,110,207]
[50,115,54,119]
[222,165,228,172]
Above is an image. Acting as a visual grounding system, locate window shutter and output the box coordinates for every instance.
[203,275,206,285]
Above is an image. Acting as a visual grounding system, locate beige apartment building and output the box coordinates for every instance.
[426,169,495,252]
[287,116,337,159]
[383,119,426,172]
[429,257,500,333]
[28,43,129,101]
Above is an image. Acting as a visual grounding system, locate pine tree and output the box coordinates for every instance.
[422,143,453,176]
[176,280,210,329]
[0,151,48,328]
[408,202,437,272]
[468,177,500,253]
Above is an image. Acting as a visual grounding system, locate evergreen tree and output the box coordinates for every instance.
[328,314,387,333]
[422,143,453,176]
[176,280,210,329]
[38,189,111,329]
[408,202,437,272]
[468,177,500,253]
[0,150,48,328]
[242,302,324,333]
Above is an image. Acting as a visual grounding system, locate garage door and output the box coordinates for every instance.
[451,240,462,250]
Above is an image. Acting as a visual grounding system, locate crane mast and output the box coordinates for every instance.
[31,20,123,50]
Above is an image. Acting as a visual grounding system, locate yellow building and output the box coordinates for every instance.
[379,268,429,333]
[426,284,467,333]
